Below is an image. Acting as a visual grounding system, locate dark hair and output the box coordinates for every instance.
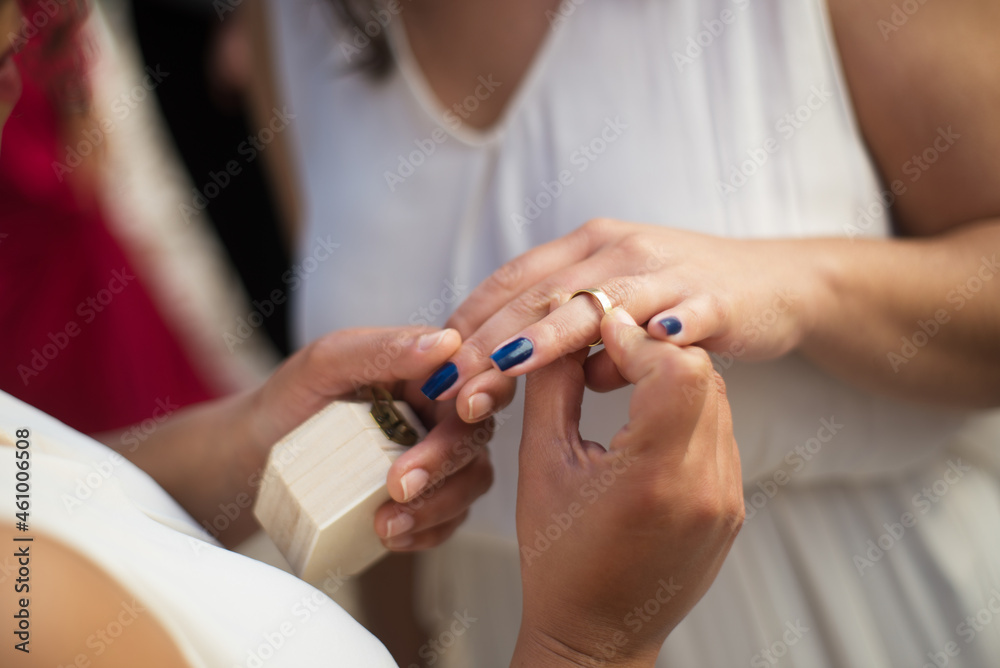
[327,0,393,78]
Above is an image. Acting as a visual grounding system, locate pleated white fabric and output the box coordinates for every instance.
[0,391,397,668]
[270,0,1000,664]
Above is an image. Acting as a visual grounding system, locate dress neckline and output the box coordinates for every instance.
[387,7,569,148]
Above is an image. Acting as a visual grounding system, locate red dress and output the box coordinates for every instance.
[0,76,215,434]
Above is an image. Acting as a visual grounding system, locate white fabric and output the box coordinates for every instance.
[0,391,397,668]
[270,0,1000,664]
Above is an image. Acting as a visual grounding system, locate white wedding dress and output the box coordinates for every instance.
[269,0,1000,664]
[0,391,397,667]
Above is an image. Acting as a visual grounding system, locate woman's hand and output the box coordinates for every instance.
[420,219,822,416]
[121,326,497,549]
[510,309,744,668]
[252,326,498,551]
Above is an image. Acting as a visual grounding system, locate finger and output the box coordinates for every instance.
[420,253,614,401]
[386,412,492,503]
[446,221,615,338]
[375,450,492,539]
[292,326,462,399]
[453,369,518,423]
[472,272,687,386]
[520,348,591,470]
[382,511,469,552]
[646,294,726,347]
[257,327,463,443]
[601,308,713,457]
[582,350,629,393]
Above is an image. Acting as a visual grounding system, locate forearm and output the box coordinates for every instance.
[798,219,1000,407]
[96,390,267,546]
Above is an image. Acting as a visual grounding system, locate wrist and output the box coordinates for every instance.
[511,623,657,668]
[780,237,844,354]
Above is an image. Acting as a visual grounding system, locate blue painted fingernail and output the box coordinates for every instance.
[490,338,534,371]
[420,362,458,400]
[660,316,682,336]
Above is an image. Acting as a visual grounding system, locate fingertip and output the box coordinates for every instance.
[600,307,642,357]
[416,328,462,354]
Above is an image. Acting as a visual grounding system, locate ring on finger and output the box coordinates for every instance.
[570,288,614,347]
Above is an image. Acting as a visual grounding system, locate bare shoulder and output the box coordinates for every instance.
[828,0,1000,235]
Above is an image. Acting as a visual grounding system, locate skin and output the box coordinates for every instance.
[399,0,1000,414]
[1,1,743,664]
[322,0,1000,659]
[0,0,21,138]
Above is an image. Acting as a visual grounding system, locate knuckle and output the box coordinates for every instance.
[600,276,641,310]
[306,332,341,367]
[447,310,474,337]
[671,349,712,389]
[507,286,555,321]
[549,312,595,350]
[484,258,525,294]
[706,293,727,325]
[686,483,730,528]
[618,232,656,259]
[460,335,494,364]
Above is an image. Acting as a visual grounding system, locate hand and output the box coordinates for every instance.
[423,219,820,418]
[511,309,744,668]
[250,326,496,551]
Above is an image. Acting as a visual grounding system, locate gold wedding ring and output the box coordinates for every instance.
[570,288,614,347]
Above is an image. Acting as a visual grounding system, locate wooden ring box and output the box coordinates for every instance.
[253,394,426,582]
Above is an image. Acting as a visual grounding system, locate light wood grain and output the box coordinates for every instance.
[254,400,426,582]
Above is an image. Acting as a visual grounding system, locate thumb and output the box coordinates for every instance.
[520,349,589,468]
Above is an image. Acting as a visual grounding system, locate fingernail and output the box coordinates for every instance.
[421,362,458,399]
[384,511,415,538]
[384,534,414,550]
[417,330,448,352]
[490,338,533,371]
[399,468,430,502]
[659,316,682,336]
[467,393,493,421]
